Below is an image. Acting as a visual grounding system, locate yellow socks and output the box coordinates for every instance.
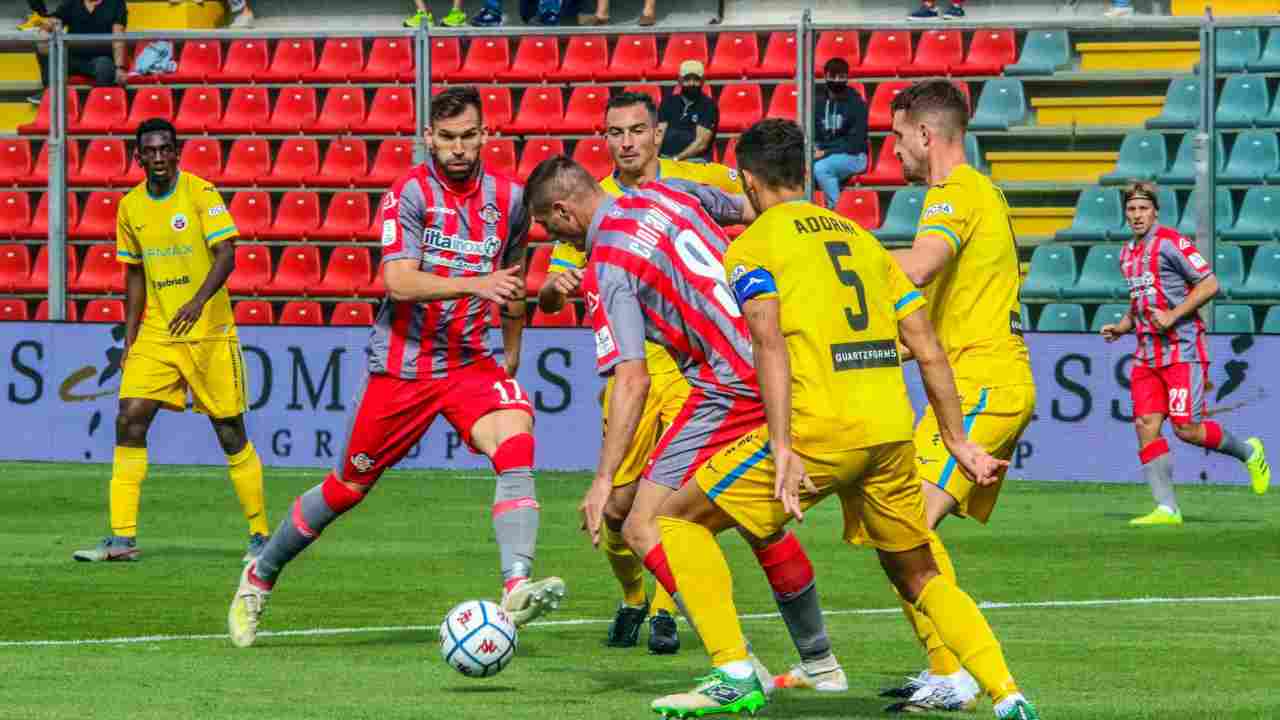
[602,522,648,607]
[915,573,1019,703]
[227,442,269,536]
[109,446,148,538]
[897,532,964,676]
[658,515,747,667]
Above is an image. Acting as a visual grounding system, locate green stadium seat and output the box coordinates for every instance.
[1020,244,1077,301]
[1020,303,1031,332]
[1216,28,1263,73]
[1214,304,1255,334]
[1004,30,1070,76]
[1037,303,1087,332]
[1248,29,1280,72]
[1255,88,1280,128]
[1177,187,1234,238]
[1100,131,1168,185]
[1155,186,1181,229]
[968,79,1027,131]
[1235,242,1280,300]
[1091,303,1130,332]
[1214,244,1246,297]
[1159,132,1226,185]
[1219,130,1279,184]
[1261,306,1280,333]
[1221,187,1280,243]
[964,133,987,173]
[1056,187,1124,243]
[874,187,927,245]
[1147,77,1201,130]
[1216,74,1269,129]
[1063,244,1125,300]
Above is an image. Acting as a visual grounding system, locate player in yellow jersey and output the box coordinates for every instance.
[539,91,743,655]
[73,118,269,564]
[650,118,1039,720]
[881,80,1038,711]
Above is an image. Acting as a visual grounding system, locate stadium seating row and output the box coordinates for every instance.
[1055,185,1280,243]
[1209,27,1280,74]
[1032,301,1269,334]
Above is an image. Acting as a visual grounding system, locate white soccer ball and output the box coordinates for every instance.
[439,600,517,678]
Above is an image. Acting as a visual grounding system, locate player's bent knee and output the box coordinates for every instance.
[323,472,368,512]
[490,433,535,474]
[1171,421,1202,444]
[878,545,940,603]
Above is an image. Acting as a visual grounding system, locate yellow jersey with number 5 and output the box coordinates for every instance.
[724,200,925,453]
[914,164,1031,386]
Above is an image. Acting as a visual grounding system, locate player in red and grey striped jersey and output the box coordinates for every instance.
[526,156,851,694]
[1101,182,1269,526]
[227,88,564,649]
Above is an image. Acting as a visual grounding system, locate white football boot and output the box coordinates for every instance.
[228,562,271,648]
[500,576,566,627]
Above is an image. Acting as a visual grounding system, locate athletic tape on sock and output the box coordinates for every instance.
[492,433,535,474]
[753,531,815,600]
[1202,421,1224,449]
[1139,437,1170,464]
[321,472,365,514]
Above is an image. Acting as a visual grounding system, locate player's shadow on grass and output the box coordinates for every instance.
[443,685,518,694]
[766,694,891,718]
[1101,512,1264,525]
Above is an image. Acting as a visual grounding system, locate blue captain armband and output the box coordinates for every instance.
[731,267,777,305]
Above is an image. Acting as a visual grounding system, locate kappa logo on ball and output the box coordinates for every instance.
[479,202,502,224]
[350,452,375,473]
[170,213,188,232]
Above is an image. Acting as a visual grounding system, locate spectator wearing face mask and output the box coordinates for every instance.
[657,60,718,163]
[813,58,868,210]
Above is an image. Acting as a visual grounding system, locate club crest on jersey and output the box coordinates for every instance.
[350,453,375,473]
[479,202,502,224]
[170,213,188,232]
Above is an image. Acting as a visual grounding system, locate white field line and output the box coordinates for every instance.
[3,594,1278,649]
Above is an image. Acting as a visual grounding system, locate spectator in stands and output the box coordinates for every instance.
[471,0,504,26]
[1104,0,1135,17]
[909,0,964,19]
[404,0,467,27]
[30,0,128,104]
[225,0,255,27]
[579,0,656,25]
[657,60,718,163]
[813,57,868,210]
[18,0,49,31]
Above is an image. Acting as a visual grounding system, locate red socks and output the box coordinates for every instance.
[643,544,678,596]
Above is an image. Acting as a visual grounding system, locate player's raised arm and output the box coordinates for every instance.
[661,178,757,226]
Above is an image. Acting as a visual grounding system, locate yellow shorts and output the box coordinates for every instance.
[119,335,249,419]
[913,382,1036,523]
[604,370,692,487]
[694,426,930,553]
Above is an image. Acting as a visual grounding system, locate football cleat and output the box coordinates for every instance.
[880,670,935,699]
[648,609,680,655]
[774,654,848,693]
[242,533,269,563]
[17,13,45,31]
[651,669,767,718]
[1129,506,1182,526]
[501,576,566,627]
[73,536,139,562]
[228,562,271,648]
[1246,437,1270,495]
[748,653,775,698]
[996,698,1041,720]
[402,9,431,27]
[440,7,467,26]
[885,677,978,713]
[607,602,648,647]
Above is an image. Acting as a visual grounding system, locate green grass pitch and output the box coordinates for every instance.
[3,462,1278,719]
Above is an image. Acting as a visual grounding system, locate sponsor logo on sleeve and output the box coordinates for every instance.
[207,204,226,217]
[170,213,188,232]
[586,291,601,315]
[1188,251,1208,271]
[921,202,954,220]
[381,220,398,247]
[595,327,616,359]
[381,193,398,211]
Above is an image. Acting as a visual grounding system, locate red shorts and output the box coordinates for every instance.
[643,389,766,490]
[335,358,533,485]
[1131,361,1207,426]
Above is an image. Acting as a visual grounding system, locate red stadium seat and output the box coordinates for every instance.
[121,87,174,131]
[34,299,78,321]
[706,32,760,80]
[265,246,322,296]
[517,138,565,182]
[234,299,275,325]
[562,86,610,134]
[70,138,126,186]
[228,191,273,240]
[0,244,31,291]
[227,244,272,295]
[497,36,559,83]
[262,85,318,134]
[306,37,365,83]
[814,31,861,76]
[217,86,270,134]
[280,300,323,325]
[19,242,79,293]
[599,35,659,81]
[750,31,797,79]
[308,138,368,188]
[720,136,738,168]
[173,87,223,134]
[506,87,565,135]
[260,138,320,187]
[653,33,710,81]
[311,87,368,134]
[71,87,127,134]
[430,37,462,82]
[178,137,224,184]
[221,138,270,187]
[18,89,79,136]
[316,245,373,296]
[260,190,321,241]
[623,84,662,108]
[572,137,613,180]
[859,136,906,186]
[112,154,144,187]
[365,87,416,135]
[834,189,881,229]
[453,36,511,83]
[83,298,125,323]
[257,39,316,83]
[21,192,79,241]
[356,261,386,296]
[359,38,415,83]
[902,30,962,77]
[479,86,514,133]
[867,81,912,131]
[853,31,911,77]
[71,243,124,293]
[70,191,123,240]
[951,29,1016,76]
[330,301,374,326]
[364,138,415,187]
[0,139,33,185]
[549,35,608,82]
[220,39,270,83]
[524,244,552,297]
[483,138,517,177]
[170,40,223,83]
[765,83,798,121]
[311,191,371,242]
[531,304,577,327]
[0,195,31,239]
[0,298,28,321]
[717,83,764,132]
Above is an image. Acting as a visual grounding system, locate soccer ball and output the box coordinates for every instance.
[439,600,517,678]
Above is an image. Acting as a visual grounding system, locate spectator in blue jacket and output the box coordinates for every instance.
[813,58,869,210]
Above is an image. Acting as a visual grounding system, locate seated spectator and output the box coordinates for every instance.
[471,0,503,26]
[813,57,869,210]
[909,0,964,19]
[404,0,467,28]
[31,0,127,103]
[658,60,718,163]
[226,0,254,28]
[18,0,49,31]
[1104,0,1135,17]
